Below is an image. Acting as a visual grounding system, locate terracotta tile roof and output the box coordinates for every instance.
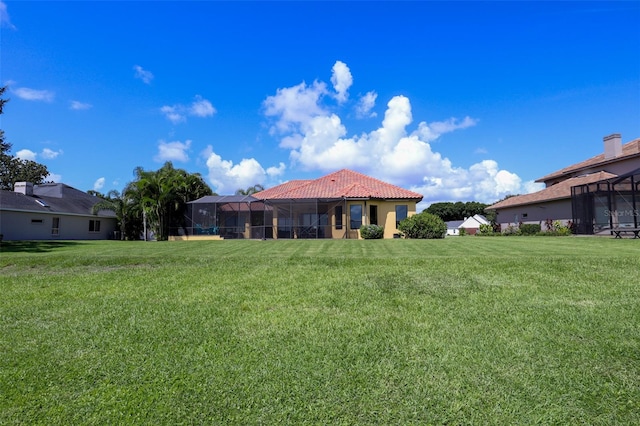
[536,138,640,183]
[487,171,617,210]
[253,169,423,201]
[249,180,312,200]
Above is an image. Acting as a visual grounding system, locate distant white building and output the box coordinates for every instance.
[445,220,464,236]
[446,214,489,236]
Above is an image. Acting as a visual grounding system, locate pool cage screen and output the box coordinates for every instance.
[572,168,640,234]
[182,196,350,239]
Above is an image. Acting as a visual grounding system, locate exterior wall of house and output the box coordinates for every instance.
[358,200,417,239]
[326,200,417,239]
[494,199,572,231]
[0,210,117,241]
[266,200,417,239]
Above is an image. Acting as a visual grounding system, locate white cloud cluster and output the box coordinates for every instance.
[15,148,62,161]
[155,139,191,163]
[93,177,106,191]
[260,61,530,204]
[0,1,16,30]
[202,145,285,194]
[161,95,216,124]
[331,61,352,103]
[70,100,92,110]
[356,91,378,118]
[46,173,62,183]
[41,148,61,159]
[13,87,55,102]
[134,65,154,84]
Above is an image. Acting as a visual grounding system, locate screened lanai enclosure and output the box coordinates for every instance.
[572,168,640,235]
[181,195,352,239]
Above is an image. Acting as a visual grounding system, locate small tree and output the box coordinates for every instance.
[398,212,446,239]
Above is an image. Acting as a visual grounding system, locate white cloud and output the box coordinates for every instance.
[13,87,55,102]
[202,146,285,194]
[161,96,216,123]
[0,1,16,30]
[263,61,531,204]
[41,148,62,159]
[70,100,92,110]
[415,116,478,142]
[190,96,216,117]
[155,139,191,163]
[523,180,545,194]
[15,147,62,161]
[356,91,377,118]
[134,65,154,84]
[93,177,105,191]
[46,173,62,183]
[16,149,37,161]
[266,162,286,177]
[264,80,328,136]
[331,60,352,103]
[160,105,185,124]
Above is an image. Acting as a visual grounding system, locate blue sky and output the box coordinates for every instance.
[2,1,639,209]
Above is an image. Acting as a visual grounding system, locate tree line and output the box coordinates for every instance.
[423,201,495,223]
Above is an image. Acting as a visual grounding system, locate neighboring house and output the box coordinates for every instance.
[459,214,490,235]
[183,169,423,239]
[488,134,640,233]
[445,214,489,236]
[445,220,464,236]
[0,182,117,241]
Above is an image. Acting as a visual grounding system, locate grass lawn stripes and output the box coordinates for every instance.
[1,238,639,424]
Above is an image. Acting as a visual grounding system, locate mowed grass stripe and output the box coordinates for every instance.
[1,238,639,424]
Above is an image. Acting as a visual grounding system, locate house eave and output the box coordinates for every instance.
[0,207,116,218]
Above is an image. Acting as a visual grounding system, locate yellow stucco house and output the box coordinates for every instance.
[183,169,423,239]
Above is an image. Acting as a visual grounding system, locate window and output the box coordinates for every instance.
[350,204,362,230]
[52,217,60,235]
[335,206,343,230]
[395,205,408,228]
[31,219,44,224]
[370,205,378,226]
[89,219,101,233]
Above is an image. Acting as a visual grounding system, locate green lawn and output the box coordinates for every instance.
[1,237,639,424]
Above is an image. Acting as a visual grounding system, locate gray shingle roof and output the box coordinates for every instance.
[0,183,116,217]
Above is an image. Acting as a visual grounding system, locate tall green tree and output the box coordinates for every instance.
[0,86,50,190]
[124,162,212,240]
[425,201,490,222]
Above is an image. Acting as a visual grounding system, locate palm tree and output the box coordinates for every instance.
[235,184,265,196]
[124,162,213,240]
[91,190,133,240]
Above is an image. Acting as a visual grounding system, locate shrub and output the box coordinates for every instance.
[520,223,541,235]
[398,212,446,239]
[477,223,495,236]
[541,219,572,236]
[360,224,384,239]
[459,227,467,236]
[502,225,522,236]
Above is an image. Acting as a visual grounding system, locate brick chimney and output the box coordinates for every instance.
[14,182,34,196]
[604,133,622,159]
